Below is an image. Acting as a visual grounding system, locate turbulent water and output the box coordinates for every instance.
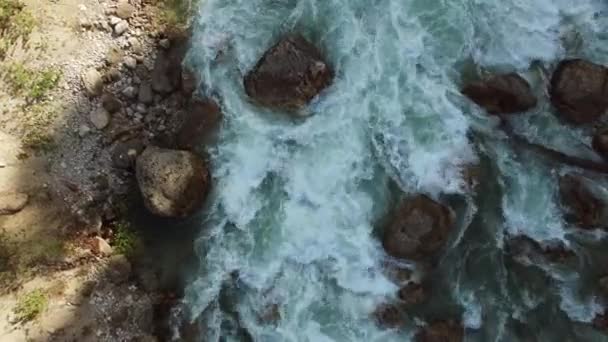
[180,0,608,341]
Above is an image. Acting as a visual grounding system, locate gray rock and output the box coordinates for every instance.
[116,0,135,19]
[136,146,211,217]
[103,68,122,83]
[90,107,111,129]
[124,56,137,69]
[114,21,129,36]
[0,192,29,215]
[137,82,154,104]
[78,124,91,137]
[102,93,122,113]
[122,86,138,99]
[136,103,147,114]
[83,68,103,97]
[129,37,143,54]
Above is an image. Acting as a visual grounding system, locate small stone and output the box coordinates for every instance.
[137,82,153,104]
[128,37,143,54]
[136,103,147,114]
[114,21,129,36]
[102,93,122,113]
[124,56,137,69]
[83,68,103,97]
[78,124,91,137]
[159,39,170,49]
[106,45,124,65]
[93,236,113,256]
[115,0,135,19]
[79,17,92,29]
[122,86,137,99]
[90,107,111,129]
[109,16,122,27]
[0,192,29,215]
[112,139,144,169]
[103,68,121,83]
[100,20,112,32]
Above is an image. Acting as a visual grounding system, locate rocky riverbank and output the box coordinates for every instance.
[0,0,212,340]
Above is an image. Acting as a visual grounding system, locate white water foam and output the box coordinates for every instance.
[182,0,608,340]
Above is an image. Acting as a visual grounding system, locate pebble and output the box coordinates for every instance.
[115,0,135,19]
[159,39,170,49]
[137,82,153,104]
[78,125,91,137]
[122,86,138,99]
[109,16,122,27]
[136,103,147,114]
[114,21,129,36]
[128,37,142,54]
[90,107,111,129]
[124,56,137,69]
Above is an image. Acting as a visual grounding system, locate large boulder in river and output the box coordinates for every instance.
[559,174,607,229]
[415,320,464,342]
[382,195,455,261]
[549,59,608,124]
[461,73,537,114]
[136,147,210,218]
[244,34,333,110]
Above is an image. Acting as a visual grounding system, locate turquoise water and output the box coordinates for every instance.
[181,0,608,340]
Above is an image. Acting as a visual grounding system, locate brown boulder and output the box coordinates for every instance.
[244,34,333,110]
[505,235,576,264]
[177,97,222,149]
[559,174,607,229]
[592,128,608,161]
[382,195,455,260]
[398,282,427,305]
[461,73,537,114]
[373,304,407,329]
[136,147,210,218]
[416,320,464,342]
[549,59,608,124]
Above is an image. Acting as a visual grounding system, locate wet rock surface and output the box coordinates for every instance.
[592,127,608,161]
[550,59,608,124]
[382,195,455,260]
[244,34,333,111]
[558,173,607,229]
[177,97,223,149]
[462,73,537,114]
[373,304,407,329]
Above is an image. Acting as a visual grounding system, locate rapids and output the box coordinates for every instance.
[179,0,608,340]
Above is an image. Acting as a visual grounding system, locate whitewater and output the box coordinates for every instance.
[179,0,608,340]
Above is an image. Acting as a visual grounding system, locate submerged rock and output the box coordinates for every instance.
[506,235,576,264]
[177,97,222,149]
[415,320,464,342]
[373,304,407,329]
[559,174,607,229]
[244,34,333,111]
[462,73,537,114]
[398,282,427,305]
[549,59,608,124]
[136,146,210,217]
[382,195,455,260]
[592,128,608,161]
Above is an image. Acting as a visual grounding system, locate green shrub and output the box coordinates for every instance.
[0,0,35,59]
[3,63,61,103]
[14,289,47,323]
[112,221,142,257]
